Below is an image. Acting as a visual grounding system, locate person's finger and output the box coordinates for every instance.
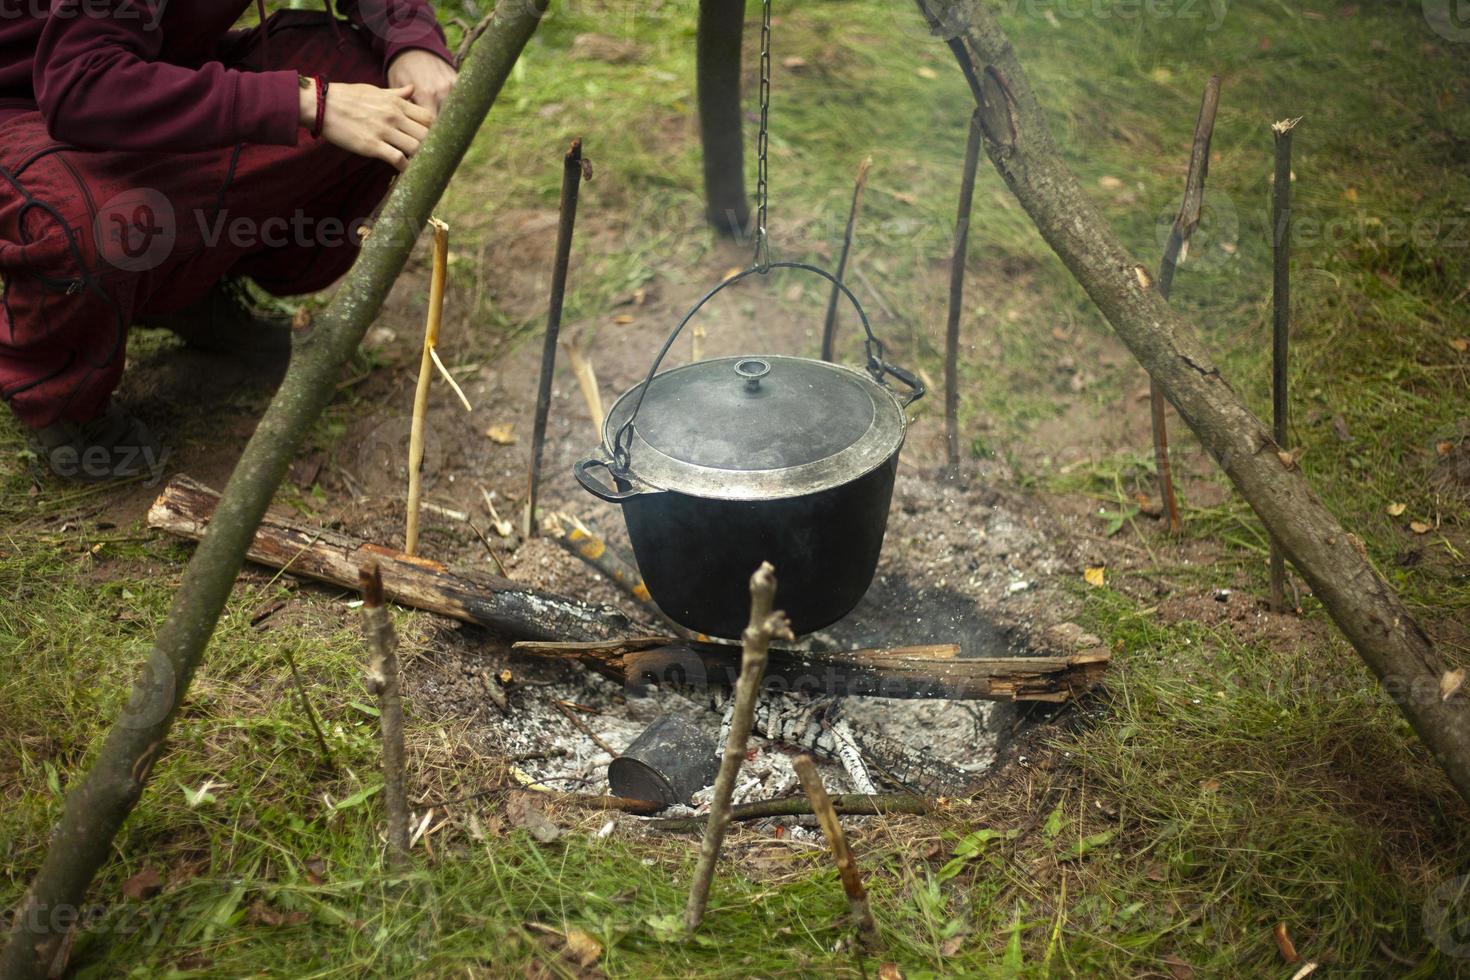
[395,114,430,143]
[400,98,436,127]
[374,141,409,172]
[382,126,421,160]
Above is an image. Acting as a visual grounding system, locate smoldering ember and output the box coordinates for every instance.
[1,2,1468,977]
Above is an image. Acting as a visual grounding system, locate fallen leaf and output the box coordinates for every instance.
[565,927,604,968]
[1200,778,1221,793]
[1449,337,1468,353]
[507,794,562,844]
[1274,921,1300,963]
[1441,668,1466,701]
[121,867,163,901]
[877,965,905,980]
[485,423,517,446]
[247,901,309,928]
[1084,566,1106,587]
[1134,266,1153,289]
[613,314,634,325]
[781,55,807,70]
[1161,954,1195,979]
[1098,175,1123,190]
[304,856,327,885]
[1387,502,1407,516]
[916,66,937,79]
[1437,441,1454,456]
[1291,962,1319,980]
[1342,186,1358,204]
[940,933,967,957]
[1410,521,1431,535]
[292,307,313,331]
[1276,450,1296,468]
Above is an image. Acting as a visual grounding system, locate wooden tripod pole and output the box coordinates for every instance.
[1269,116,1301,611]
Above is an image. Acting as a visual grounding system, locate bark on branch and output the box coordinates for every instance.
[1,6,549,976]
[919,0,1470,807]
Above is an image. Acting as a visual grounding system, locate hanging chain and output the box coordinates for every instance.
[752,0,772,272]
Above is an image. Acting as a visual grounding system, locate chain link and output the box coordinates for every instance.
[753,0,772,272]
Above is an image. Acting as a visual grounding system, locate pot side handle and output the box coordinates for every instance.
[575,456,650,503]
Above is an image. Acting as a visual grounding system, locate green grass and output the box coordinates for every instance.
[3,0,1470,975]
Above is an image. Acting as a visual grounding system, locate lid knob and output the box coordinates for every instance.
[734,357,771,391]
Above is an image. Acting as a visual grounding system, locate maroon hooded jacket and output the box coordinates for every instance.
[0,0,452,152]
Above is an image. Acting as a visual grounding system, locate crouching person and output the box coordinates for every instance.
[0,0,457,481]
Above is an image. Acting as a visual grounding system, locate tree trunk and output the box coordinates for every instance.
[0,5,550,976]
[918,0,1470,808]
[697,0,751,236]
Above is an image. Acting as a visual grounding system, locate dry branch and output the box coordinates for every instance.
[685,563,792,932]
[531,638,1109,702]
[1151,74,1221,534]
[793,754,879,943]
[147,476,641,643]
[360,565,411,869]
[1,8,548,974]
[918,0,1470,807]
[149,476,1108,700]
[650,793,931,831]
[407,218,451,556]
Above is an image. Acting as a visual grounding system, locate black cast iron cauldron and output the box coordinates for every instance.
[574,262,924,640]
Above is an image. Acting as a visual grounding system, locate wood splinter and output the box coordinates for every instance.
[793,753,880,945]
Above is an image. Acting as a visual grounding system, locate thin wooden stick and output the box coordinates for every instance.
[650,793,931,831]
[552,699,619,758]
[526,138,589,537]
[542,512,652,606]
[406,217,450,556]
[281,644,336,773]
[561,336,604,434]
[820,156,872,362]
[359,564,411,870]
[685,562,792,932]
[946,113,983,470]
[793,754,880,943]
[1270,116,1301,612]
[1151,74,1222,534]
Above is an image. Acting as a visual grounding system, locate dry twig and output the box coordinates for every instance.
[820,156,872,362]
[684,562,792,932]
[359,564,411,869]
[650,793,931,831]
[946,113,983,470]
[793,754,880,944]
[406,217,451,556]
[1151,74,1222,534]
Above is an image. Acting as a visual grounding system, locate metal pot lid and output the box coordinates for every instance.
[604,354,906,501]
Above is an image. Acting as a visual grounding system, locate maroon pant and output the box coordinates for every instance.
[0,12,394,428]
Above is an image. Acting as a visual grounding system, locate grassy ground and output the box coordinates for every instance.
[3,0,1470,976]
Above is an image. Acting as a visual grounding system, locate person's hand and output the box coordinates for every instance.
[301,81,432,171]
[387,49,458,121]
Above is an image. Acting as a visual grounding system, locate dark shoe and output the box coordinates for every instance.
[138,279,294,357]
[26,405,167,484]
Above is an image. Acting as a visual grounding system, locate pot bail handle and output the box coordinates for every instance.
[612,261,925,474]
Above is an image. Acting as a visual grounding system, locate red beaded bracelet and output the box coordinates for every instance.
[310,76,328,139]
